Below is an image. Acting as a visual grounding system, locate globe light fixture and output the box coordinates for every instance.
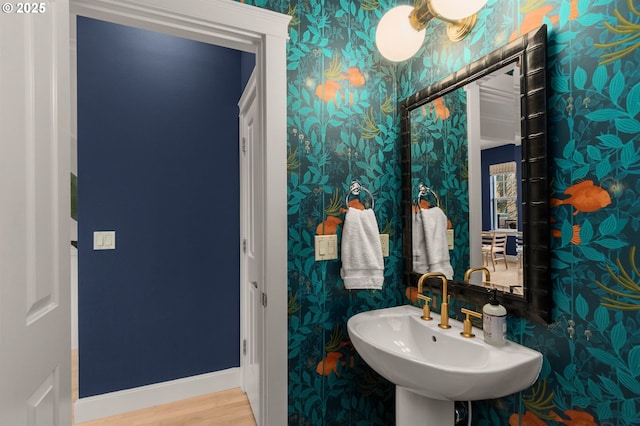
[376,0,489,62]
[375,5,426,62]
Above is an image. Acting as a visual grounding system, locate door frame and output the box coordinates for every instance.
[69,1,290,425]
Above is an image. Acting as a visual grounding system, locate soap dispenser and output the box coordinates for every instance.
[483,289,506,346]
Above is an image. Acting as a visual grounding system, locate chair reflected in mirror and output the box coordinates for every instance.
[481,231,493,265]
[482,231,508,271]
[515,232,523,268]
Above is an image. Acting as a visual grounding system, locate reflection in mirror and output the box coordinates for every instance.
[410,63,525,294]
[410,88,467,280]
[400,24,551,324]
[467,63,523,295]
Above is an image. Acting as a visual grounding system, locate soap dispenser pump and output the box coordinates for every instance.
[483,289,506,346]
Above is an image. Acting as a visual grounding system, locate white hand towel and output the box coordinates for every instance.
[420,207,454,279]
[340,207,384,290]
[412,212,429,274]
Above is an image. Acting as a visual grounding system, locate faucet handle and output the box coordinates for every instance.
[417,294,433,321]
[417,294,431,305]
[460,308,483,338]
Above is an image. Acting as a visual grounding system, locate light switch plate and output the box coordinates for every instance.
[94,231,116,250]
[315,235,338,261]
[446,229,454,250]
[380,234,389,257]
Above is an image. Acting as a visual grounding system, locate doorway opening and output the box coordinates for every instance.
[69,1,289,424]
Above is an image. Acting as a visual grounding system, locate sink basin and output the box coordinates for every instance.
[347,305,542,401]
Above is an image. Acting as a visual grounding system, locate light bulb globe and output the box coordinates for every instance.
[375,5,425,62]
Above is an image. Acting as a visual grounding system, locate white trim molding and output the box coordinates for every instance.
[70,0,290,53]
[74,368,240,423]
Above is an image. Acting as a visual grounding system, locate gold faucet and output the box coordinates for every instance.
[464,266,491,285]
[417,272,450,329]
[416,273,433,321]
[437,274,451,329]
[460,308,482,338]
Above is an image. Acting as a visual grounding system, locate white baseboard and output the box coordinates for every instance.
[74,367,240,423]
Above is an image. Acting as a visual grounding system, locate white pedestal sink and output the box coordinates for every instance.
[347,305,543,425]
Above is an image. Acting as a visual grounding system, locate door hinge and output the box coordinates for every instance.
[262,292,267,307]
[243,339,247,356]
[242,239,247,253]
[242,137,246,154]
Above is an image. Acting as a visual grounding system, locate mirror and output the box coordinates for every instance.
[400,25,551,324]
[410,63,522,287]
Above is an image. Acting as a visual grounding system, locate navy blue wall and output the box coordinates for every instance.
[240,51,256,89]
[77,17,242,397]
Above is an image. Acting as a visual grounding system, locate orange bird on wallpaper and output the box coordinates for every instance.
[551,180,611,215]
[570,224,582,245]
[509,410,547,426]
[342,67,365,86]
[315,80,342,103]
[568,0,580,20]
[429,97,450,120]
[552,224,582,245]
[412,199,432,213]
[315,351,343,376]
[509,0,579,42]
[510,5,558,42]
[316,216,343,235]
[552,409,598,426]
[315,79,355,104]
[346,198,366,210]
[405,286,418,303]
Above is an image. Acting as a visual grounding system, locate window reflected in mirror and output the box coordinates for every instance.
[490,162,518,229]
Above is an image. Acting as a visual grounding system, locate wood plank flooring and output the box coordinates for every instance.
[72,350,256,426]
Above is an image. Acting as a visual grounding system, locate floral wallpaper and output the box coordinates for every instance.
[238,0,639,424]
[284,0,403,423]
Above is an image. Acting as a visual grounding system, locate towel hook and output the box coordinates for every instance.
[415,183,440,208]
[345,181,375,208]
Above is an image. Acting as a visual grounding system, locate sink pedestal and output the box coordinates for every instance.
[396,387,455,425]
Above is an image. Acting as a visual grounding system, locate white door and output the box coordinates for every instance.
[0,1,72,425]
[239,70,262,422]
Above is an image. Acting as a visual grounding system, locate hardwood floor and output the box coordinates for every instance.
[72,350,256,426]
[485,258,523,295]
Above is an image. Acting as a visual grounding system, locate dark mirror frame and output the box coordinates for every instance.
[400,25,551,325]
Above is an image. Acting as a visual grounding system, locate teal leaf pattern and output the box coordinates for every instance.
[592,65,608,93]
[599,214,618,236]
[609,70,625,107]
[244,0,640,423]
[629,346,640,377]
[628,82,640,117]
[575,293,589,319]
